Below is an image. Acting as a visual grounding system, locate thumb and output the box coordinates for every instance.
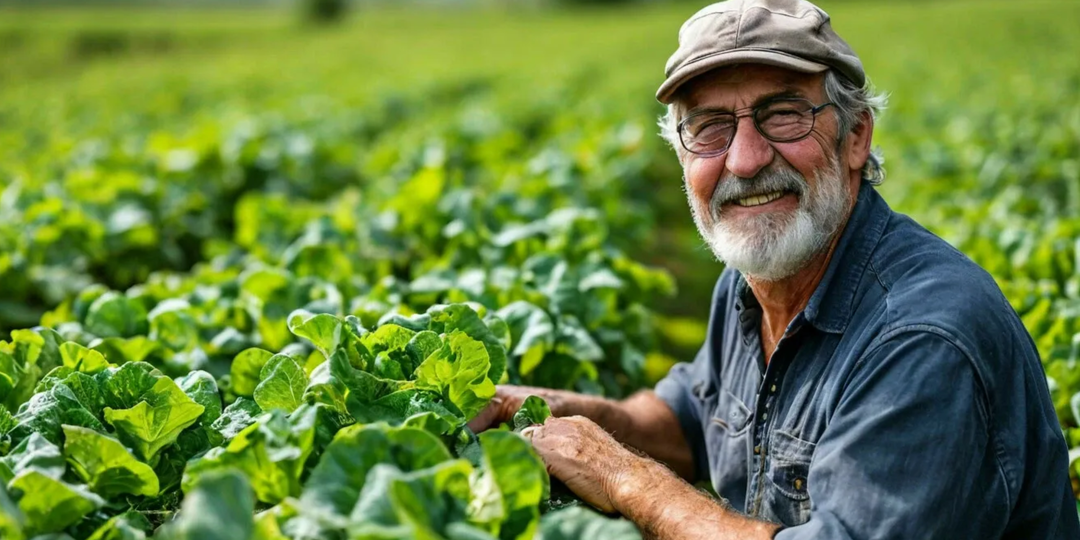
[520,425,540,440]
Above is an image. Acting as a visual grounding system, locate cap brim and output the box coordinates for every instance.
[655,49,829,104]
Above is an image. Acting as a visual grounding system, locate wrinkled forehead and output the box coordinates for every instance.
[676,64,826,112]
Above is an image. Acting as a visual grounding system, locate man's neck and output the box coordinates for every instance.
[747,186,859,363]
[746,238,838,360]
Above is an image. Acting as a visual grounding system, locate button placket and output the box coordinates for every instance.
[749,333,797,518]
[749,368,779,516]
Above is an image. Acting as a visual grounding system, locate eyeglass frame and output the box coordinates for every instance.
[676,98,837,158]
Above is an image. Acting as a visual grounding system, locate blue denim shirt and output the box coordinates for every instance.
[655,182,1079,539]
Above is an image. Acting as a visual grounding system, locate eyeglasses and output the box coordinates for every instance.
[677,98,836,157]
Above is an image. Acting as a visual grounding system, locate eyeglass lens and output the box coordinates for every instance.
[681,99,818,155]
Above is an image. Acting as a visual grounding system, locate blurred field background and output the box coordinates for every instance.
[2,0,1080,498]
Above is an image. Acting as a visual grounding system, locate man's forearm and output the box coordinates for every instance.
[614,458,782,540]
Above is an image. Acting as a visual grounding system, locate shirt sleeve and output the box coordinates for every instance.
[775,328,1007,540]
[654,347,711,483]
[652,272,734,484]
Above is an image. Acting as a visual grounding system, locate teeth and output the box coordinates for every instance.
[736,191,786,207]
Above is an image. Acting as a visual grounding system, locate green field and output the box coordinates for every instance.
[1,0,1079,537]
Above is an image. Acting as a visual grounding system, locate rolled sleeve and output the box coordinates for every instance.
[654,349,711,484]
[776,328,1008,540]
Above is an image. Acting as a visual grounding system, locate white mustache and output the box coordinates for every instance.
[708,166,808,217]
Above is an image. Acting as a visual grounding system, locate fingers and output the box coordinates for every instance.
[469,387,568,433]
[466,396,504,433]
[526,417,575,452]
[521,416,622,514]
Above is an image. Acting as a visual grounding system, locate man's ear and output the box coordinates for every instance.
[845,110,874,175]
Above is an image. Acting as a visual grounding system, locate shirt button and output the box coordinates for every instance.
[770,384,777,393]
[761,412,768,421]
[754,445,761,455]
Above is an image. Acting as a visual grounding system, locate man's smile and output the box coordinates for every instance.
[718,191,800,218]
[733,190,787,207]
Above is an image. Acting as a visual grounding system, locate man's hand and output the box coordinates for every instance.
[524,415,646,513]
[468,385,696,481]
[527,417,781,540]
[466,385,572,432]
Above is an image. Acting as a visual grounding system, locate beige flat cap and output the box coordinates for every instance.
[656,0,865,104]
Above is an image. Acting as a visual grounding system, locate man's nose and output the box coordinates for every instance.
[724,116,774,179]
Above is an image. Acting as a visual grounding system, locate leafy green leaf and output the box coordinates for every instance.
[377,312,432,333]
[299,423,452,519]
[229,348,274,398]
[210,397,263,442]
[406,331,443,373]
[84,292,149,339]
[1,330,45,369]
[402,411,456,437]
[328,348,407,421]
[59,342,110,374]
[8,382,105,446]
[101,365,205,463]
[0,352,18,413]
[470,430,548,540]
[302,359,349,418]
[361,324,418,380]
[426,304,508,385]
[62,425,160,498]
[288,311,373,371]
[99,362,160,410]
[414,330,496,420]
[251,510,290,540]
[35,368,105,417]
[0,433,66,485]
[8,469,104,535]
[177,370,222,425]
[253,355,308,414]
[287,311,347,358]
[89,336,160,366]
[0,406,14,436]
[147,300,201,352]
[183,408,315,504]
[496,302,555,378]
[0,482,25,540]
[554,317,604,363]
[156,470,255,540]
[348,388,458,426]
[0,330,57,414]
[84,511,151,540]
[511,396,551,432]
[0,330,53,415]
[348,459,476,539]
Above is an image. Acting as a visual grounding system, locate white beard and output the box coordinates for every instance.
[687,155,851,282]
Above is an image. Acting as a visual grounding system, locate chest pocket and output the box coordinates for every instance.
[710,388,752,435]
[701,388,754,511]
[762,429,815,526]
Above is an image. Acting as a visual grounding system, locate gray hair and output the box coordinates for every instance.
[657,69,889,184]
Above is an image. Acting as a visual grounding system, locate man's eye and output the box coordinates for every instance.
[762,108,800,118]
[759,106,805,123]
[693,120,735,139]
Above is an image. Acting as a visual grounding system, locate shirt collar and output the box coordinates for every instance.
[734,181,891,335]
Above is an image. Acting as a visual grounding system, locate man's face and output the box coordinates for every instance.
[676,64,859,281]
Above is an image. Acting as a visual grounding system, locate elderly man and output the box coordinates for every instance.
[470,0,1080,538]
